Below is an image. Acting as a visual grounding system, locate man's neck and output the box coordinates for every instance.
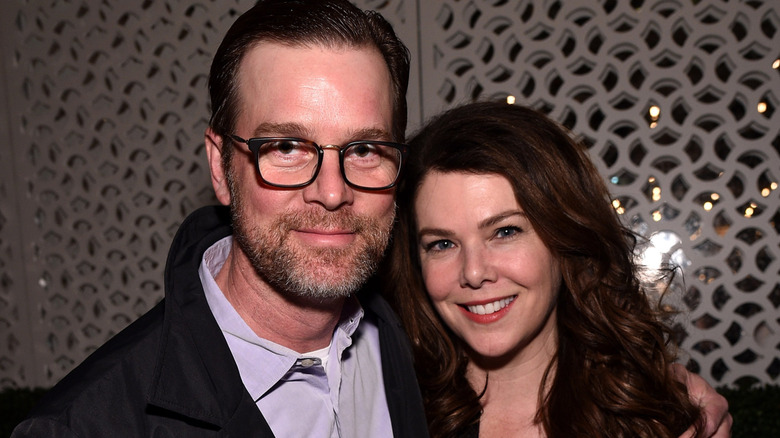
[215,243,345,353]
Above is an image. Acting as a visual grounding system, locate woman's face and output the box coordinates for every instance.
[415,171,561,363]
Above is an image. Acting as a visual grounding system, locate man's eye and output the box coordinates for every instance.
[352,143,377,157]
[274,141,300,154]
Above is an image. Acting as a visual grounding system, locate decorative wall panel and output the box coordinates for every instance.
[0,6,31,387]
[0,130,30,389]
[1,0,777,390]
[418,0,780,386]
[1,0,253,388]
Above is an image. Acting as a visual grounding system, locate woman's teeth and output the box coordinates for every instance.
[466,296,516,315]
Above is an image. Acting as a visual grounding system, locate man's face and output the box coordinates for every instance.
[214,43,397,302]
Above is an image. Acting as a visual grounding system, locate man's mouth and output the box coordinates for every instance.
[293,228,356,246]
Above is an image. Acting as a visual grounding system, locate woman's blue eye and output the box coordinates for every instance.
[426,240,453,252]
[496,226,521,238]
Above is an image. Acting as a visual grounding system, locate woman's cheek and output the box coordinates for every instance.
[421,260,452,302]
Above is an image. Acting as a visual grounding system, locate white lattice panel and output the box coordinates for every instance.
[418,0,780,386]
[1,0,777,390]
[1,0,251,388]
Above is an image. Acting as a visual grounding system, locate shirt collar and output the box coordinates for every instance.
[199,236,365,401]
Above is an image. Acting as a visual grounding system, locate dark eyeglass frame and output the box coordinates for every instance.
[225,134,409,191]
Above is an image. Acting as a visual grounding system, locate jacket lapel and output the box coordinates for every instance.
[147,206,274,435]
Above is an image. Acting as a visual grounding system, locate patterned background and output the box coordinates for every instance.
[0,0,777,389]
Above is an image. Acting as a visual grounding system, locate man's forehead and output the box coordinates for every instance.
[241,39,381,63]
[236,41,387,83]
[232,41,394,140]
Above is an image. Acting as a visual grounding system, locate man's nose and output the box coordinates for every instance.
[301,148,353,210]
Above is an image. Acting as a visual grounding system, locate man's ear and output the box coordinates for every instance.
[205,127,231,206]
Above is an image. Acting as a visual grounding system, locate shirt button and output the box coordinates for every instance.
[300,358,315,367]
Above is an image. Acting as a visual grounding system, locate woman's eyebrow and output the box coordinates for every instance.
[478,210,525,230]
[417,211,525,238]
[417,227,454,239]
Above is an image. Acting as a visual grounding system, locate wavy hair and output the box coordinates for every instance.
[386,101,702,437]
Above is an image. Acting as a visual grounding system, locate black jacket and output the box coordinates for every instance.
[13,205,428,437]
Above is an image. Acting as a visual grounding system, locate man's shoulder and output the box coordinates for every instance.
[169,205,232,253]
[356,280,412,352]
[357,280,399,324]
[18,302,167,431]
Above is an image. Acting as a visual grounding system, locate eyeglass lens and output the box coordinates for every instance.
[254,139,402,189]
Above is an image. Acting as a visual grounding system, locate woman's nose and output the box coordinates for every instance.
[459,246,496,289]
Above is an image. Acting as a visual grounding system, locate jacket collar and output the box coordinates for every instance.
[147,206,256,428]
[144,205,395,430]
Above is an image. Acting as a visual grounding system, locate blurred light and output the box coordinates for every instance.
[745,207,754,217]
[758,101,767,113]
[703,201,713,211]
[640,245,663,270]
[773,58,780,69]
[652,210,662,222]
[507,95,516,104]
[612,199,625,215]
[711,193,720,201]
[652,186,661,201]
[772,182,778,190]
[648,176,656,183]
[650,231,681,254]
[762,188,771,197]
[646,105,661,128]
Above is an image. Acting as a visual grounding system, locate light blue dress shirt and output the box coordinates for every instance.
[199,237,393,437]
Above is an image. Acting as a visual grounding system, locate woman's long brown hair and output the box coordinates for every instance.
[384,101,702,437]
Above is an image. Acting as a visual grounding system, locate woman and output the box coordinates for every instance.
[387,101,703,437]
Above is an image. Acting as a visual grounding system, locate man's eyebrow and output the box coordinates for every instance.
[252,122,311,138]
[250,123,391,142]
[349,127,393,142]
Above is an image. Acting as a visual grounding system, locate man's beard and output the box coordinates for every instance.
[228,174,394,303]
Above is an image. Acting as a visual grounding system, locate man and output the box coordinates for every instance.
[13,1,730,437]
[13,1,426,436]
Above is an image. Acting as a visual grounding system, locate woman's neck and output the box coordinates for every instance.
[466,326,557,437]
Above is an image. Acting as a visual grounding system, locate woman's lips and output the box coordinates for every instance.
[458,295,517,323]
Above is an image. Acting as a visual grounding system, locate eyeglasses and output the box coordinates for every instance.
[225,135,408,190]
